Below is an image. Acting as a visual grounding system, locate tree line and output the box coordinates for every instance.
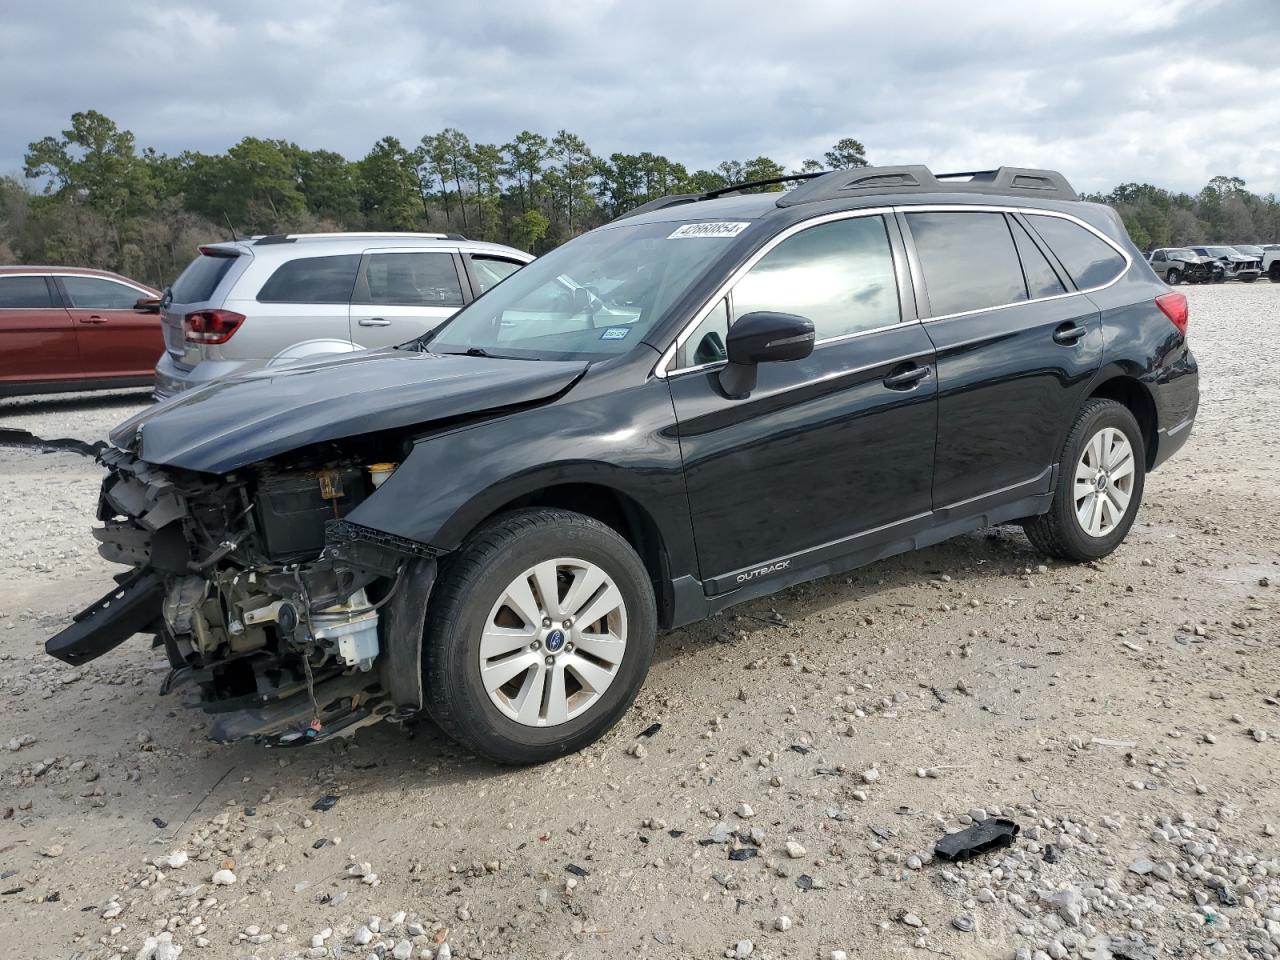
[0,110,1276,288]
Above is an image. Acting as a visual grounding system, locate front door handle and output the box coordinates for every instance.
[358,318,392,327]
[1053,323,1087,345]
[882,364,931,389]
[79,315,109,324]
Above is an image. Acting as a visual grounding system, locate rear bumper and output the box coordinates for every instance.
[1151,348,1199,470]
[154,354,260,400]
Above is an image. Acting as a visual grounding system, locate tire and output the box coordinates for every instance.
[1241,276,1258,283]
[1022,399,1146,562]
[1213,271,1226,284]
[1270,263,1280,283]
[423,508,656,764]
[1165,268,1181,285]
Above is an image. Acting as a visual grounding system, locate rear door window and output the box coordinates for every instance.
[257,254,360,304]
[61,276,143,309]
[1009,218,1067,299]
[356,252,464,307]
[171,253,236,303]
[906,212,1027,316]
[469,256,523,294]
[1026,215,1127,289]
[0,276,55,308]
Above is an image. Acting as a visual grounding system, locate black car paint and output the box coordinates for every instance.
[93,189,1197,639]
[109,349,588,473]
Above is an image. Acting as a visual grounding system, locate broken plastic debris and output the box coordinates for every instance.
[565,863,589,877]
[311,794,339,812]
[934,817,1020,861]
[638,722,662,738]
[728,847,758,861]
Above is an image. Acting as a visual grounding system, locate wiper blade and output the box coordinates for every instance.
[434,347,538,360]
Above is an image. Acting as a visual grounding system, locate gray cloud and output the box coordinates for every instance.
[2,0,1277,196]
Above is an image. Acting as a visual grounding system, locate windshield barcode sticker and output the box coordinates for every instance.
[668,222,750,239]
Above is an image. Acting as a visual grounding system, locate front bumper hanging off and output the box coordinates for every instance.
[46,570,164,666]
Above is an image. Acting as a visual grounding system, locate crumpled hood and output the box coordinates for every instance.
[110,349,586,473]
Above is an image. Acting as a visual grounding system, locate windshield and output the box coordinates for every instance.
[1202,246,1234,256]
[1233,245,1262,255]
[428,219,746,360]
[1169,249,1197,261]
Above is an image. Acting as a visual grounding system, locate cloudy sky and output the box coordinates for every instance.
[2,0,1276,196]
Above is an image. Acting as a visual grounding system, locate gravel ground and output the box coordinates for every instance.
[1,284,1278,960]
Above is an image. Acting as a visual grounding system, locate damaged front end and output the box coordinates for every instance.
[47,446,437,746]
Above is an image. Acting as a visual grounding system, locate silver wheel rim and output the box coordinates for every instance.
[1074,426,1136,538]
[479,557,628,727]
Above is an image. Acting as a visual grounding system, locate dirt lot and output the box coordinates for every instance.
[1,284,1278,960]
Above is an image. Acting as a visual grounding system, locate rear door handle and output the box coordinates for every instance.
[79,315,108,324]
[882,364,931,389]
[358,318,392,327]
[1053,323,1087,345]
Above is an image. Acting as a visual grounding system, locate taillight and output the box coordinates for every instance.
[1155,292,1188,336]
[184,309,245,344]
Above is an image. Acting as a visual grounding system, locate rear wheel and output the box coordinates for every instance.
[1023,399,1145,561]
[1165,268,1181,285]
[423,508,656,764]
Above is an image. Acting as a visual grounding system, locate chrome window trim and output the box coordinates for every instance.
[653,203,1132,378]
[55,274,155,302]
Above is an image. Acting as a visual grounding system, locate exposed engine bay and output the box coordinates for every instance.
[46,445,437,745]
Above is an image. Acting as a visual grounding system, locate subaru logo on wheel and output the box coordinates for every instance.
[545,629,566,653]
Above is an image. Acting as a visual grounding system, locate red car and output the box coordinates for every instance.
[0,266,164,396]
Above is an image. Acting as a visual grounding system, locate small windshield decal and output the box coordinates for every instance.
[600,327,631,341]
[667,222,750,239]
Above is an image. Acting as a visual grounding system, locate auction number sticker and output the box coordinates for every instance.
[667,222,751,239]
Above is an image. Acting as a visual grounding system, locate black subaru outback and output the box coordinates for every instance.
[49,165,1199,763]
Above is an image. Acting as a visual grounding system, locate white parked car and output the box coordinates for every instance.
[1233,243,1280,283]
[154,233,533,399]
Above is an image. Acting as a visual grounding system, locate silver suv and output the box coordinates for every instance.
[155,233,533,399]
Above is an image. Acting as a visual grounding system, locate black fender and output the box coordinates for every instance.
[342,366,699,585]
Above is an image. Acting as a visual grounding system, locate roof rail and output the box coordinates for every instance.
[613,165,1077,222]
[777,165,1078,206]
[250,231,456,245]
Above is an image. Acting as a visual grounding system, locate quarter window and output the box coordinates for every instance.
[1010,218,1067,299]
[257,255,360,304]
[0,276,54,308]
[357,252,464,307]
[676,298,729,369]
[731,216,900,340]
[906,212,1027,316]
[1026,215,1127,289]
[61,276,142,309]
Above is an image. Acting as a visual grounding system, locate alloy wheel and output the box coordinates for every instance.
[1074,427,1136,538]
[479,558,628,726]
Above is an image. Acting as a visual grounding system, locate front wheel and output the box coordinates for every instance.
[423,508,656,764]
[1270,263,1280,283]
[1165,268,1181,285]
[1023,399,1145,561]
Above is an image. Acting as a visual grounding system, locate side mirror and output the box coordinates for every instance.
[719,311,815,398]
[134,297,161,314]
